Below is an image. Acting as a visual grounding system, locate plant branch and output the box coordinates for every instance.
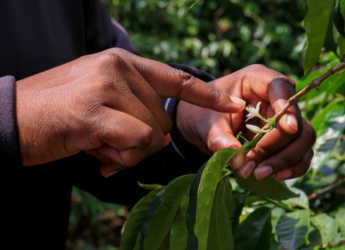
[308,177,345,200]
[273,60,345,123]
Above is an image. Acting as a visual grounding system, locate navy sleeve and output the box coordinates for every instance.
[0,76,22,168]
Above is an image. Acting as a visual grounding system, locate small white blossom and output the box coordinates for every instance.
[245,101,261,122]
[246,124,270,134]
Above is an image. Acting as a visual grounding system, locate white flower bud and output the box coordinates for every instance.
[246,124,270,134]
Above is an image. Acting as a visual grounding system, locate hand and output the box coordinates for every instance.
[16,48,245,176]
[177,64,316,180]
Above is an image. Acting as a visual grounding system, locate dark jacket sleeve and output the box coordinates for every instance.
[82,0,139,55]
[0,76,22,168]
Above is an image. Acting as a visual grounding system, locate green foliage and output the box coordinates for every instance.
[276,210,310,250]
[139,175,194,250]
[68,1,345,249]
[303,0,334,78]
[234,207,272,250]
[103,0,307,78]
[119,188,163,250]
[119,145,299,249]
[234,172,299,200]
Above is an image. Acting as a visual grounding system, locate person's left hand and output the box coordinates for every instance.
[177,64,316,180]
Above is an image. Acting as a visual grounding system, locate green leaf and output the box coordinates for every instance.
[169,188,190,250]
[234,206,272,250]
[230,192,248,234]
[194,148,240,250]
[160,232,171,250]
[276,210,310,250]
[140,175,195,250]
[311,101,345,177]
[303,0,334,78]
[339,34,345,58]
[118,187,164,250]
[233,173,299,200]
[333,2,345,36]
[311,213,339,244]
[324,16,338,56]
[186,148,242,250]
[285,187,310,211]
[186,162,207,250]
[207,178,235,250]
[308,224,322,246]
[335,208,345,238]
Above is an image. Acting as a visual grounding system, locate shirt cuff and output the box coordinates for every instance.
[163,97,209,161]
[0,76,22,168]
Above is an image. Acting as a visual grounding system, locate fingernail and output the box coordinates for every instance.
[104,171,118,178]
[228,149,244,170]
[254,166,273,180]
[286,114,298,131]
[240,161,256,179]
[230,96,246,108]
[276,169,293,180]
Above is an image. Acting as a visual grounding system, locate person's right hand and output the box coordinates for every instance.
[16,48,246,175]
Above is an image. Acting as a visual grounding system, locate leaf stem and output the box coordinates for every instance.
[262,197,296,212]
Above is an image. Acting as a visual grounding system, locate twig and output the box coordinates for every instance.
[308,177,345,200]
[273,61,345,123]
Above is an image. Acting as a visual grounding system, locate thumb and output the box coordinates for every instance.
[206,117,244,170]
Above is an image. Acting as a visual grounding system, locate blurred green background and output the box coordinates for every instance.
[66,1,344,249]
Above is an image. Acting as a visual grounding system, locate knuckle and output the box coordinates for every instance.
[97,51,125,68]
[248,64,267,70]
[138,127,154,146]
[211,89,222,108]
[207,136,228,154]
[277,156,290,169]
[252,140,273,162]
[178,71,197,96]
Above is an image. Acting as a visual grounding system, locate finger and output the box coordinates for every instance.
[241,66,299,133]
[92,107,165,165]
[268,77,300,134]
[253,119,316,180]
[245,123,298,166]
[113,64,172,135]
[94,107,154,150]
[275,148,313,180]
[86,144,149,174]
[102,89,166,156]
[205,114,244,170]
[100,163,119,178]
[111,48,246,113]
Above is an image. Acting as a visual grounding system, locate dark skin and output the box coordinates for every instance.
[16,48,246,176]
[16,49,315,179]
[177,64,316,181]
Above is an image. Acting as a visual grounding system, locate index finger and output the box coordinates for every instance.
[113,48,246,113]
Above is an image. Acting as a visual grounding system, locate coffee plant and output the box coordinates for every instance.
[117,1,345,250]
